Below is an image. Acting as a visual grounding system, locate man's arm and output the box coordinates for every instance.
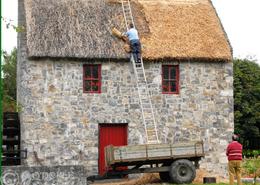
[123,30,129,37]
[226,144,230,156]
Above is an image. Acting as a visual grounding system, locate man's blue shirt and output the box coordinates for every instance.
[125,28,139,41]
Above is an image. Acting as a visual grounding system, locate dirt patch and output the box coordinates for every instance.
[93,174,161,185]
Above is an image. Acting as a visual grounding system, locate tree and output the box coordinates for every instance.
[2,48,17,112]
[234,58,260,143]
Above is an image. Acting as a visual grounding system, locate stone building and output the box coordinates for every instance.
[18,0,233,178]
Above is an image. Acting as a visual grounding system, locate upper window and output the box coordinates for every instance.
[83,64,101,93]
[162,65,179,94]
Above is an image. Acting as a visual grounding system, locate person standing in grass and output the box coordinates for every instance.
[226,134,243,185]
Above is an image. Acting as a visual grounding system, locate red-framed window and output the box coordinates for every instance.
[83,64,101,93]
[162,65,179,94]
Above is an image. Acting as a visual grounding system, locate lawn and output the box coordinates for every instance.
[191,184,258,185]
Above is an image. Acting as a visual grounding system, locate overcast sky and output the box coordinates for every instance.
[2,0,260,64]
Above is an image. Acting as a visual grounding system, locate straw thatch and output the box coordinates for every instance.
[24,0,232,61]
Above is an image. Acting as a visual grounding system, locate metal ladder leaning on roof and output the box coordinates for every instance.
[121,0,159,144]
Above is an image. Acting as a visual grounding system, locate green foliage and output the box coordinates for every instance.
[243,158,260,184]
[186,183,259,185]
[2,48,18,112]
[243,150,260,158]
[234,58,260,142]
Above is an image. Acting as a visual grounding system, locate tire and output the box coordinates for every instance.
[159,172,170,182]
[169,159,196,184]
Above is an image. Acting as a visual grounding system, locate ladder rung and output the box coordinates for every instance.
[138,84,147,87]
[147,132,156,135]
[144,112,153,115]
[144,120,154,123]
[143,108,152,111]
[138,91,148,94]
[142,108,152,110]
[147,140,158,144]
[145,123,156,126]
[138,86,147,90]
[137,82,146,86]
[138,87,148,91]
[148,135,157,139]
[141,102,151,105]
[140,95,149,98]
[142,104,152,109]
[146,125,156,129]
[140,97,150,99]
[142,110,152,113]
[139,92,148,95]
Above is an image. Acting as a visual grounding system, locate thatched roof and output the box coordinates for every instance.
[24,0,232,61]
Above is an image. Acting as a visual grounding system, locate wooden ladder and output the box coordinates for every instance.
[121,0,159,144]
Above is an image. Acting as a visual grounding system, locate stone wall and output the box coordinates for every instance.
[17,58,233,178]
[2,166,86,185]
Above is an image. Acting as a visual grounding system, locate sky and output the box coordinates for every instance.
[2,0,260,64]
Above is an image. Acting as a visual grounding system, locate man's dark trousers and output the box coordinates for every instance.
[130,39,141,63]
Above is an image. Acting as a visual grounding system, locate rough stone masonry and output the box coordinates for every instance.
[17,58,233,178]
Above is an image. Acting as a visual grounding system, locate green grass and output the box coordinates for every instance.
[173,184,227,185]
[160,183,260,185]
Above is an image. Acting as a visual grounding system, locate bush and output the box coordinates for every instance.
[243,157,260,184]
[243,149,260,158]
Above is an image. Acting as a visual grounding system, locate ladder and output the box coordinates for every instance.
[121,0,159,144]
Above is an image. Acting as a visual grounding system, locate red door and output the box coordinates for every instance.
[99,124,128,175]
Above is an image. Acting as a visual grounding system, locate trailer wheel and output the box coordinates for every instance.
[169,159,196,184]
[159,172,170,182]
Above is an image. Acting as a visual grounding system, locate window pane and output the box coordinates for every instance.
[85,80,91,91]
[170,81,177,92]
[162,66,169,80]
[85,67,91,78]
[170,67,176,80]
[92,66,99,79]
[92,80,99,92]
[162,81,170,92]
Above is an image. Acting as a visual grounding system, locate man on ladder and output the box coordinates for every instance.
[124,23,141,63]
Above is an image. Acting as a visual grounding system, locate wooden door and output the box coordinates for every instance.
[99,124,128,175]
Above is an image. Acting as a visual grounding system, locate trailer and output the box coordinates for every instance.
[102,140,205,183]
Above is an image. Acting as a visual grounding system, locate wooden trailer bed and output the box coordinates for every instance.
[105,141,204,167]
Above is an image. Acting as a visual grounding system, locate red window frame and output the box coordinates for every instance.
[83,64,101,93]
[162,65,179,94]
